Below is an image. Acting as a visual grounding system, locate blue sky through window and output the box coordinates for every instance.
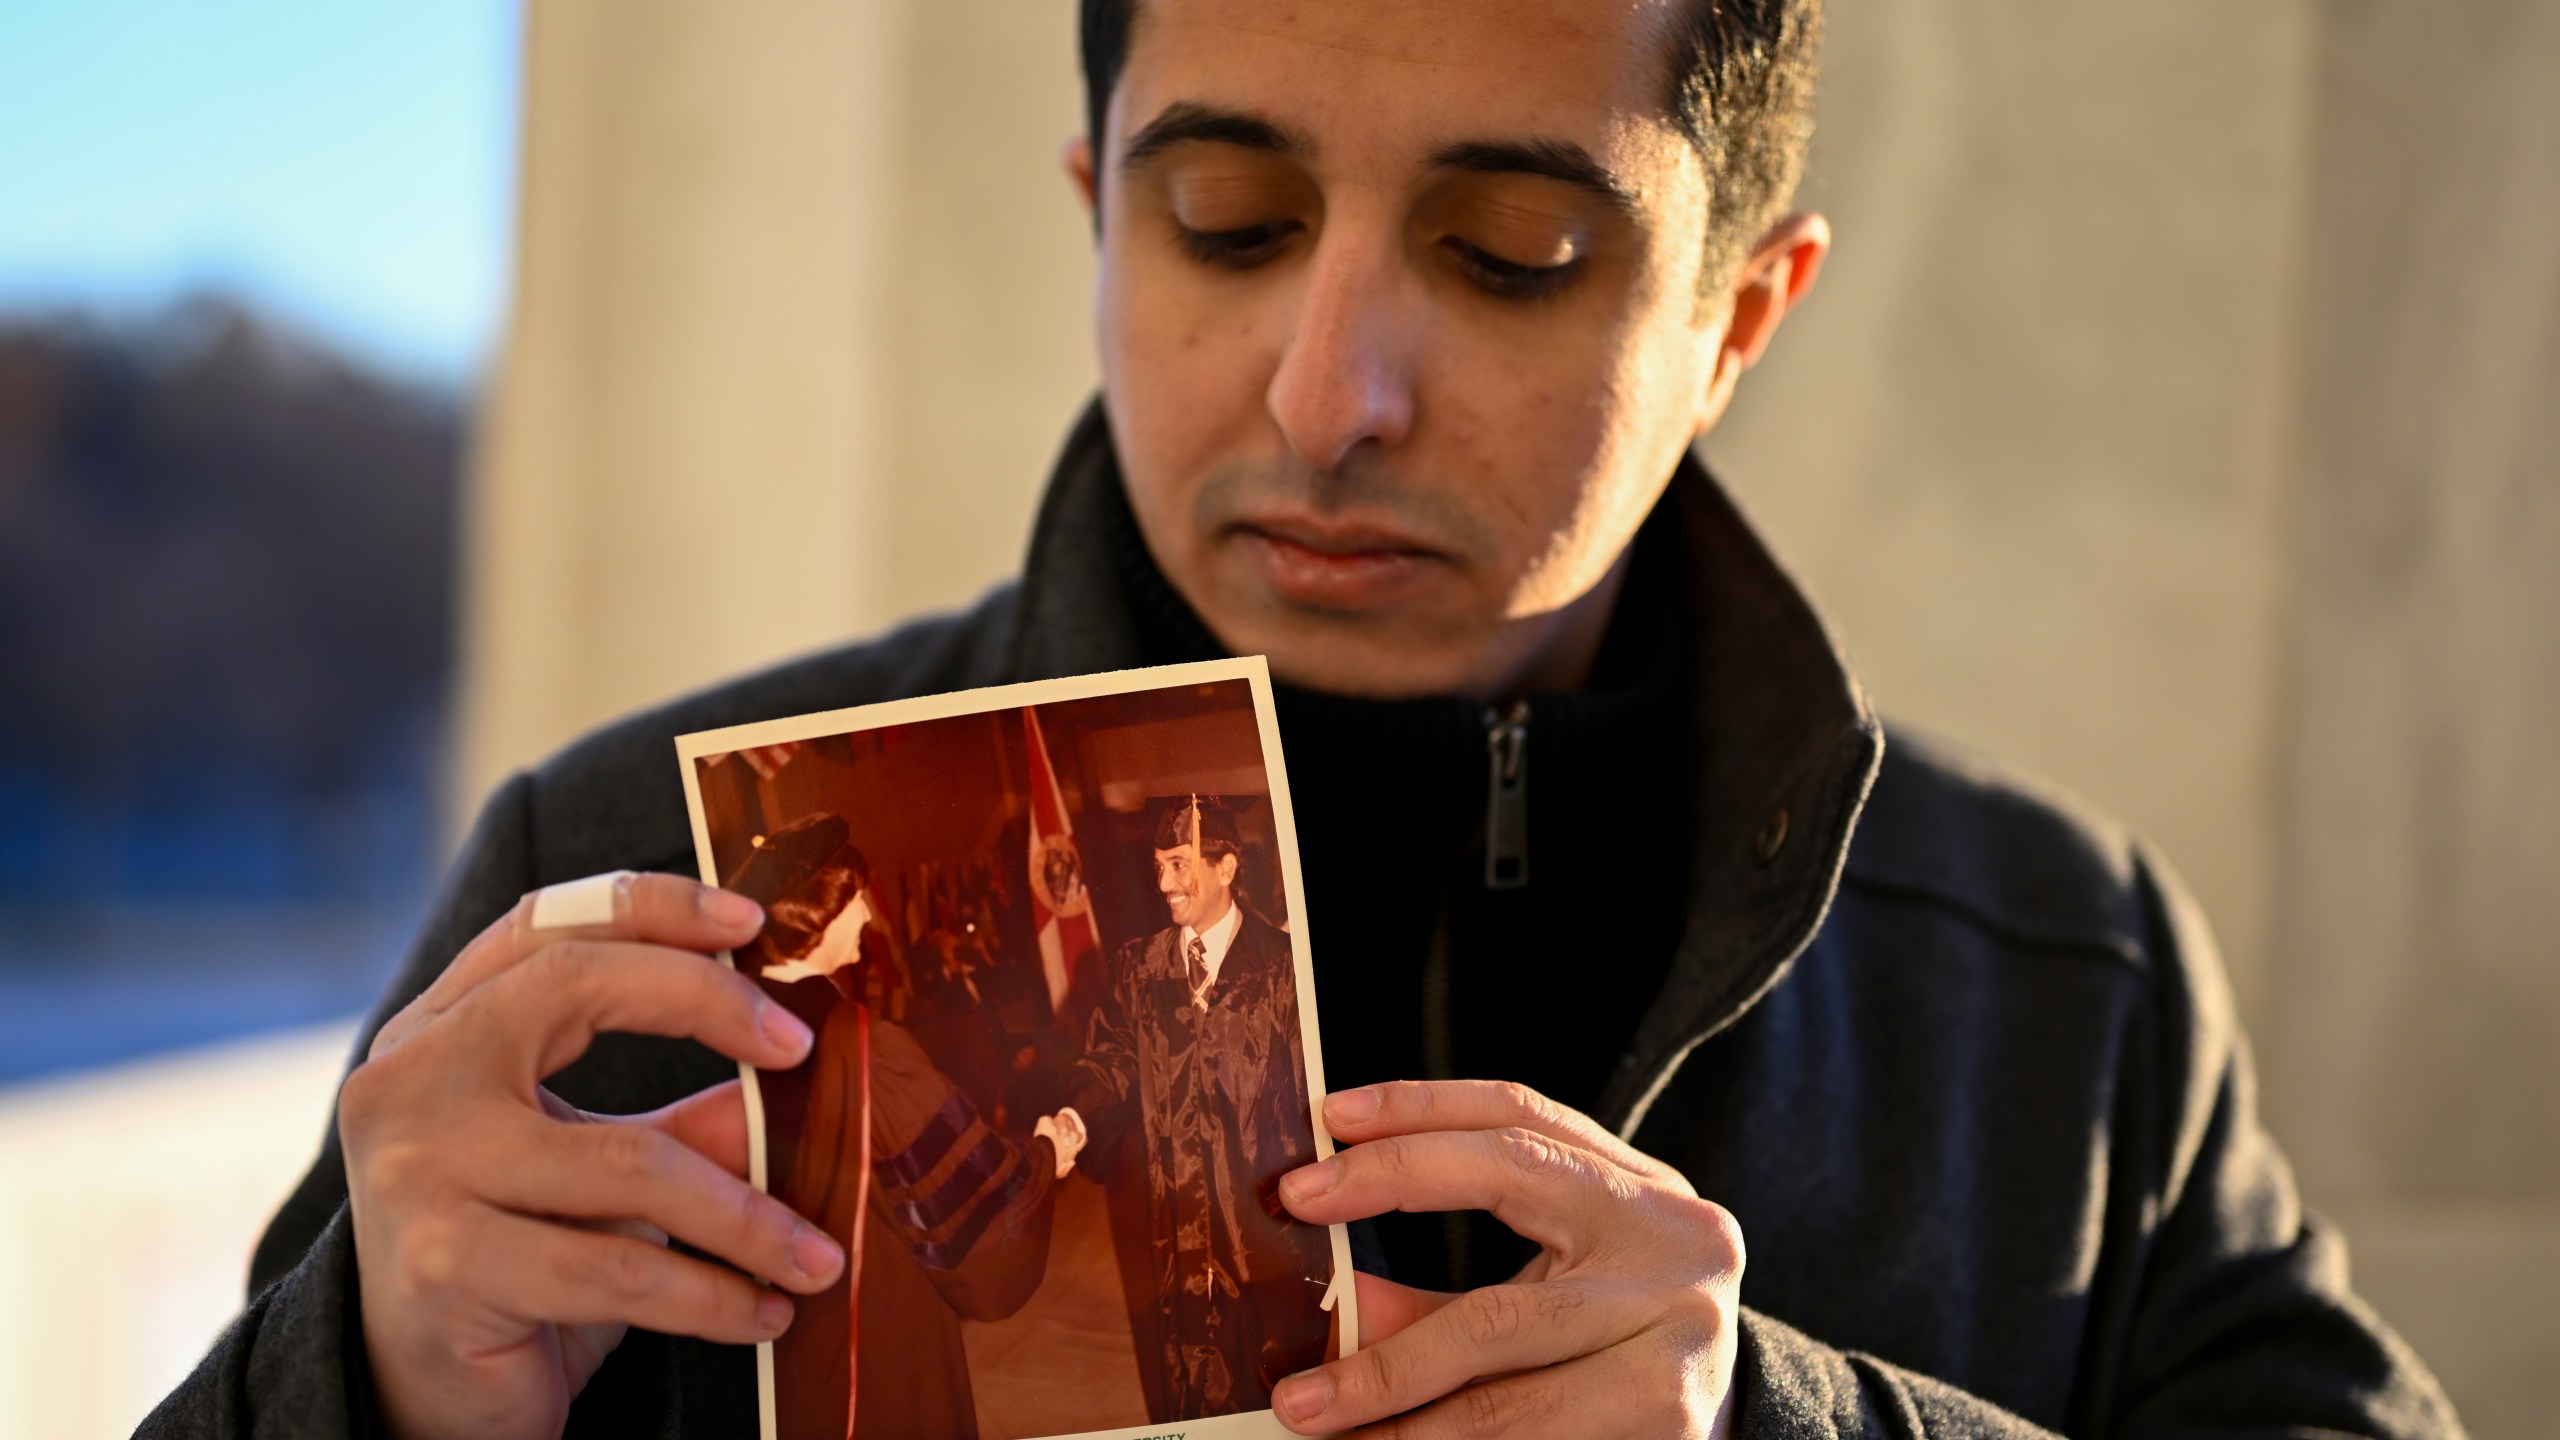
[0,0,517,384]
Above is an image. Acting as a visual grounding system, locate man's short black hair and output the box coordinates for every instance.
[1076,0,1823,294]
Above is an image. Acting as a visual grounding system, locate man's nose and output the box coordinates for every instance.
[1265,223,1416,473]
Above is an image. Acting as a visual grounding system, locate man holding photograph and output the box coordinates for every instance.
[151,0,2463,1438]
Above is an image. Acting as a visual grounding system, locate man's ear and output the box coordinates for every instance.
[1064,135,1098,225]
[1695,210,1830,432]
[1215,852,1240,888]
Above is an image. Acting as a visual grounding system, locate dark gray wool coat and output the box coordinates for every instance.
[143,406,2464,1438]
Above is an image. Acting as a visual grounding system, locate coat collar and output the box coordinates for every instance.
[1010,402,1883,1136]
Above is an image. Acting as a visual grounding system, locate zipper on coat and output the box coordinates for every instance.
[1484,701,1530,889]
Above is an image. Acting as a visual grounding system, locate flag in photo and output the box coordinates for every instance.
[711,742,804,781]
[738,742,803,781]
[1023,708,1097,1013]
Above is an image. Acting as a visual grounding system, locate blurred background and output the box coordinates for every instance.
[0,0,2551,1434]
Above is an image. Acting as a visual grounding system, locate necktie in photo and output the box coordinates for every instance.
[1187,934,1212,1011]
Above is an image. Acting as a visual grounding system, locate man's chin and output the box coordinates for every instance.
[1203,563,1622,701]
[1183,602,1469,701]
[1251,622,1506,701]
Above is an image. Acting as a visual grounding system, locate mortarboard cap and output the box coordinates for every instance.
[1150,793,1244,853]
[722,813,864,961]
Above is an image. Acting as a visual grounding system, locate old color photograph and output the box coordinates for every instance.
[677,659,1355,1440]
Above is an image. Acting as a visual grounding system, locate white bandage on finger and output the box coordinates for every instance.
[529,870,636,932]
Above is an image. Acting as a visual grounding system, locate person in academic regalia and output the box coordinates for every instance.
[1051,796,1336,1421]
[728,815,1076,1440]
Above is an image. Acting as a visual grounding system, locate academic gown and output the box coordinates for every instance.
[1067,907,1336,1421]
[761,976,1060,1440]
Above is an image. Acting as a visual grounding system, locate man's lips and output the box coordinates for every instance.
[1231,515,1449,609]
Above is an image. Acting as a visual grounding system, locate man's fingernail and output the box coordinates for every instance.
[1282,1159,1339,1203]
[791,1225,843,1281]
[1274,1371,1332,1426]
[757,1291,793,1333]
[1326,1087,1381,1124]
[704,887,763,930]
[758,1000,813,1056]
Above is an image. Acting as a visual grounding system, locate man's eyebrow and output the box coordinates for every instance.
[1121,101,1312,170]
[1428,139,1641,218]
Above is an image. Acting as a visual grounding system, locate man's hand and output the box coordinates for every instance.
[1273,1081,1743,1439]
[1034,1106,1089,1178]
[339,871,847,1440]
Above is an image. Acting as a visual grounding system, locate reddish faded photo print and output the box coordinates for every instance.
[676,660,1355,1440]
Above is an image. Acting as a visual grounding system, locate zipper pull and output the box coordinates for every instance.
[1484,701,1530,889]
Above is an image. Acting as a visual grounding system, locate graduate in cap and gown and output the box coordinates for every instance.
[1057,796,1336,1421]
[727,814,1074,1440]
